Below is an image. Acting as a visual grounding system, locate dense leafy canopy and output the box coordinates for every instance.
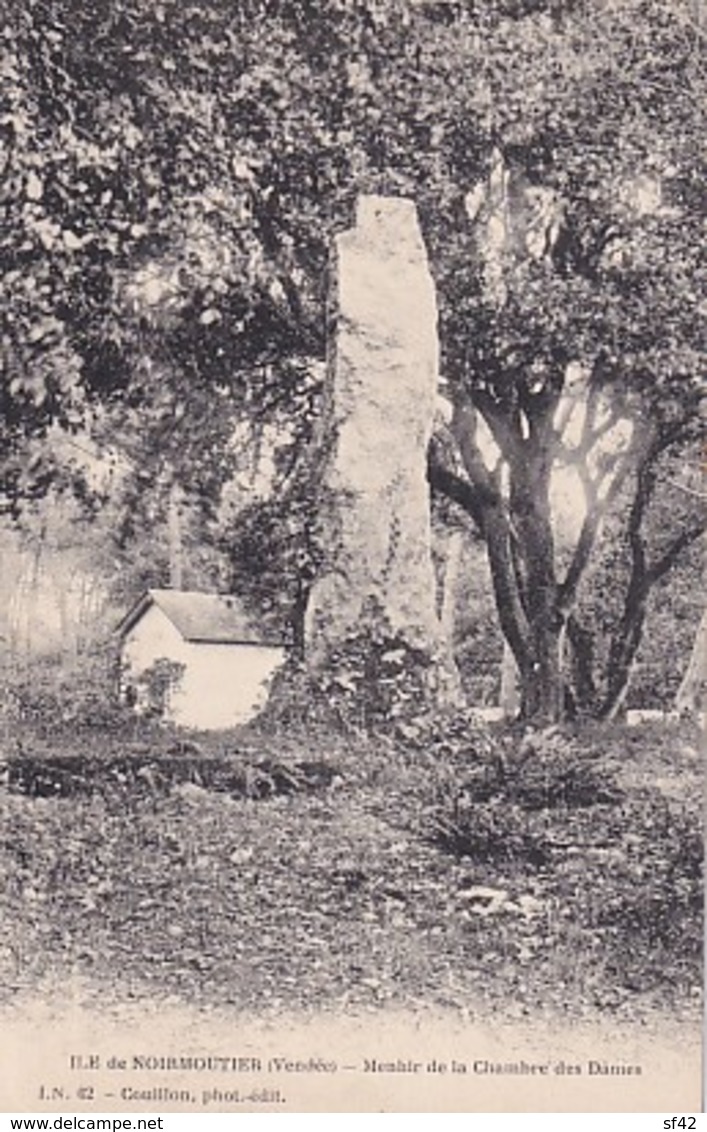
[2,0,705,716]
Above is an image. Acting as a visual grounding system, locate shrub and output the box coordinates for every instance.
[134,657,186,719]
[4,749,341,802]
[263,599,460,736]
[428,728,624,851]
[498,729,625,809]
[432,799,552,867]
[0,642,136,742]
[591,795,702,938]
[429,725,703,993]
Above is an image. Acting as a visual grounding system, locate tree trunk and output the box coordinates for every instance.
[168,481,184,590]
[599,457,652,720]
[599,590,648,720]
[482,500,531,673]
[509,434,565,725]
[482,489,566,725]
[565,614,598,715]
[519,622,566,725]
[430,392,575,725]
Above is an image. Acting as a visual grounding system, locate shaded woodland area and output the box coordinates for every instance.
[0,0,704,1039]
[2,0,705,722]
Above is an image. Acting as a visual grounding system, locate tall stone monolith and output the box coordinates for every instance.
[304,195,459,712]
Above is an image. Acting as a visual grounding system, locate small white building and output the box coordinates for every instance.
[116,589,285,731]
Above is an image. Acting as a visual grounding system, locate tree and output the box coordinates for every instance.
[565,441,705,718]
[3,0,704,723]
[421,1,705,721]
[2,0,326,512]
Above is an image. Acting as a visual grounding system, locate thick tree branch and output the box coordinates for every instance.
[426,449,486,531]
[427,437,532,671]
[623,466,654,610]
[597,419,703,719]
[484,509,533,672]
[558,445,637,613]
[449,396,499,497]
[553,395,576,442]
[469,389,524,462]
[566,612,598,711]
[582,409,625,456]
[558,506,600,616]
[580,380,602,445]
[647,522,707,585]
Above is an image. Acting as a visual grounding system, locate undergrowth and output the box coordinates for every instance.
[0,710,702,1020]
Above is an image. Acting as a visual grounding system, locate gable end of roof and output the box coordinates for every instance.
[116,589,284,647]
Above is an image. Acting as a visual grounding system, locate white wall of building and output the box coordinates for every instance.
[121,604,284,730]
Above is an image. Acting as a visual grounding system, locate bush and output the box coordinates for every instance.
[429,728,624,845]
[591,795,702,938]
[263,598,461,736]
[498,728,626,809]
[432,799,552,867]
[0,642,135,742]
[133,657,186,719]
[428,724,703,993]
[4,749,341,802]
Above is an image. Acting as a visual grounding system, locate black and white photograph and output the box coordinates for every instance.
[1,0,704,1114]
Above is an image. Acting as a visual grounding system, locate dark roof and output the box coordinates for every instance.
[116,589,284,646]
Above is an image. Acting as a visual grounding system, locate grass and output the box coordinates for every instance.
[0,716,702,1026]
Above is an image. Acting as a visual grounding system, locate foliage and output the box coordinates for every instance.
[2,0,704,721]
[262,604,462,736]
[217,465,324,646]
[2,0,328,513]
[427,727,625,862]
[427,729,702,993]
[133,657,186,719]
[0,719,701,1018]
[0,643,131,740]
[5,749,340,802]
[434,800,554,868]
[566,453,705,715]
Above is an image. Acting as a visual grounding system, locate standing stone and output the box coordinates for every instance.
[305,195,459,708]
